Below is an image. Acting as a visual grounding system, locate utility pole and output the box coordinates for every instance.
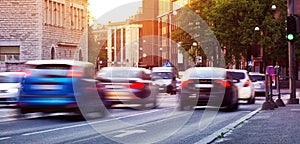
[287,0,299,104]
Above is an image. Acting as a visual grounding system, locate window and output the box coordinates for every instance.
[0,46,20,61]
[70,3,84,30]
[51,47,55,59]
[79,50,83,61]
[44,0,65,27]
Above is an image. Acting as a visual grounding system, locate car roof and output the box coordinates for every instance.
[25,59,93,67]
[248,72,265,76]
[0,72,26,76]
[152,67,174,72]
[100,67,146,71]
[226,69,248,73]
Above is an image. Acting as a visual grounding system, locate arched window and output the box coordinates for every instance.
[79,49,83,61]
[51,47,55,59]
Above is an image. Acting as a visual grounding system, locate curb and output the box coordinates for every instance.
[196,108,261,144]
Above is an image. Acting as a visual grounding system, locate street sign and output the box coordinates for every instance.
[196,56,202,63]
[163,61,172,67]
[248,61,252,66]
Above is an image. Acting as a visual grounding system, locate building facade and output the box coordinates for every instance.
[105,21,142,67]
[0,0,88,71]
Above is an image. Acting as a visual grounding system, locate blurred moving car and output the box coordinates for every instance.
[151,67,177,94]
[95,67,158,109]
[176,78,182,92]
[249,72,266,97]
[18,60,107,119]
[226,69,255,104]
[0,72,25,106]
[179,67,239,111]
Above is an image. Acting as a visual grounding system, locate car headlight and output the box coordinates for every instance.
[7,88,19,93]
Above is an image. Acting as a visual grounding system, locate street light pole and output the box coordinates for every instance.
[287,0,299,104]
[160,48,163,66]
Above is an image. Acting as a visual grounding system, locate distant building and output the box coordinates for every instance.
[0,0,88,71]
[105,21,142,67]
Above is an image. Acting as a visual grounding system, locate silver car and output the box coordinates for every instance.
[249,72,266,97]
[0,72,25,106]
[96,67,158,109]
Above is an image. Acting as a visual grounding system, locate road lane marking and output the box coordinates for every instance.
[113,129,146,138]
[21,109,164,136]
[0,137,11,140]
[196,108,261,144]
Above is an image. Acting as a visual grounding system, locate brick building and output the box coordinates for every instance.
[0,0,88,71]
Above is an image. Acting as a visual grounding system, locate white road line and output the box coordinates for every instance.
[196,108,261,144]
[0,137,11,140]
[22,109,162,136]
[113,129,146,138]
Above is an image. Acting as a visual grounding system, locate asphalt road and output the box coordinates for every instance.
[0,94,266,144]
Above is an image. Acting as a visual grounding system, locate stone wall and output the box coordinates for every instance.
[0,0,41,61]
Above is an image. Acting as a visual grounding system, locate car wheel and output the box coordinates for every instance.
[178,99,193,111]
[166,85,173,94]
[16,108,28,119]
[223,89,239,112]
[151,100,157,109]
[248,96,255,104]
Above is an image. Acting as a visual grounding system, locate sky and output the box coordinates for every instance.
[88,0,142,24]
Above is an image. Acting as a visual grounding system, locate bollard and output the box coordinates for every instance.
[269,74,278,108]
[274,65,285,106]
[261,73,274,110]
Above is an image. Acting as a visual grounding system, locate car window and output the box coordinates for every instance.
[152,72,172,80]
[249,75,265,81]
[0,76,22,83]
[189,69,225,79]
[227,72,245,79]
[35,64,71,70]
[99,69,142,78]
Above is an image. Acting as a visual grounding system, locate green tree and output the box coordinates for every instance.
[210,0,287,67]
[171,0,216,65]
[172,0,288,68]
[88,25,98,64]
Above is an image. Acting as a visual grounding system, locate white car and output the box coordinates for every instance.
[226,69,255,104]
[249,72,266,97]
[0,72,25,106]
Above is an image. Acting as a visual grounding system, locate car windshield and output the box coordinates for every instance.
[227,72,245,79]
[152,72,172,80]
[250,75,265,81]
[98,69,142,78]
[35,64,71,70]
[185,68,225,79]
[0,76,22,83]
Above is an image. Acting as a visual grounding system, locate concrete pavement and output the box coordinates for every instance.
[210,89,300,144]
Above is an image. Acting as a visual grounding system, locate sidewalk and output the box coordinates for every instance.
[212,89,300,144]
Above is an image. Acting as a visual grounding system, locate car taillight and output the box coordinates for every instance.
[23,70,32,77]
[244,79,251,87]
[13,73,25,77]
[181,80,193,88]
[214,80,231,87]
[127,82,145,89]
[67,71,83,77]
[177,81,182,86]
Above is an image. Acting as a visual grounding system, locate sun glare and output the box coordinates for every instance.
[88,0,142,24]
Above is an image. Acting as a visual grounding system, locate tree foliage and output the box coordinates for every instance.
[88,25,98,63]
[172,0,289,67]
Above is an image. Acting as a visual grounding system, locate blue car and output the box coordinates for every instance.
[18,60,107,119]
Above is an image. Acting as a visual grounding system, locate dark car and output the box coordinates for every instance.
[95,67,158,109]
[18,60,107,119]
[178,67,239,111]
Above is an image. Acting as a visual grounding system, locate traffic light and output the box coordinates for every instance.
[286,15,300,41]
[287,16,297,41]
